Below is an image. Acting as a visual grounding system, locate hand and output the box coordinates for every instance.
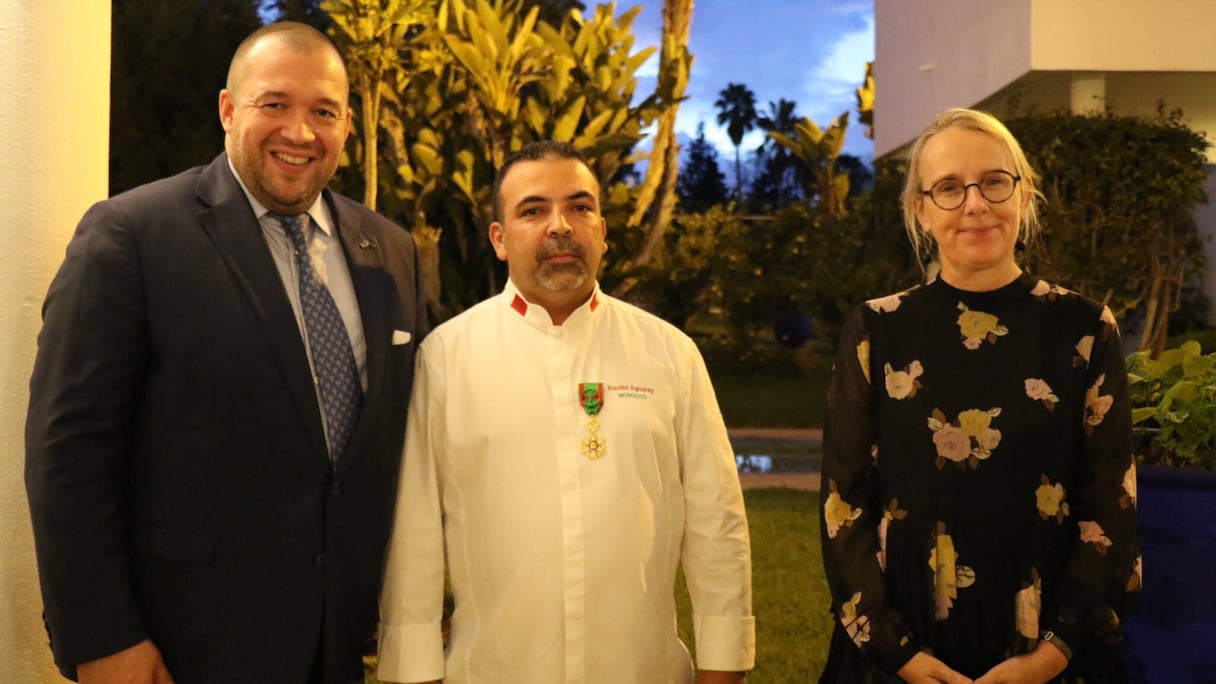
[897,651,972,683]
[78,639,174,684]
[973,643,1067,684]
[695,671,746,684]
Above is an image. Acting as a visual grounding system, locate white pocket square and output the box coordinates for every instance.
[391,330,412,346]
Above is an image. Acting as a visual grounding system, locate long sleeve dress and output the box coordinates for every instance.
[819,273,1141,682]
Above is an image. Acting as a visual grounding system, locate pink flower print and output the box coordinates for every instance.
[877,517,889,571]
[1126,554,1143,592]
[929,408,1001,469]
[1121,462,1137,509]
[1025,378,1060,410]
[1015,575,1042,639]
[932,425,971,463]
[866,291,909,313]
[1075,336,1094,365]
[856,339,871,384]
[1079,520,1113,555]
[1030,280,1071,299]
[1085,375,1114,429]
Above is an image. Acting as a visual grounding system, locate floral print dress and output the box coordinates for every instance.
[819,273,1140,682]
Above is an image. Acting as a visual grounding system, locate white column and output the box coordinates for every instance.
[1070,72,1107,115]
[0,1,110,680]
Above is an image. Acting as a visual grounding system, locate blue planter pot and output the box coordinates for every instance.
[772,312,812,349]
[1123,464,1216,683]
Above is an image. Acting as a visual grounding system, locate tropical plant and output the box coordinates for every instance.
[1007,109,1209,353]
[768,112,852,220]
[324,0,435,209]
[610,0,695,297]
[714,82,758,197]
[519,0,586,28]
[752,98,802,209]
[321,0,678,317]
[855,61,874,140]
[1126,340,1216,470]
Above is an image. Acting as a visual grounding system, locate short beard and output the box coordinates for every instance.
[535,236,589,292]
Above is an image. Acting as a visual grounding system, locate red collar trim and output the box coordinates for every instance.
[510,294,528,316]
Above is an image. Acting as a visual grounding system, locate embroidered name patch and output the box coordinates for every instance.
[608,384,655,399]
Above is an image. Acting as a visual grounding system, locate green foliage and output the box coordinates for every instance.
[1006,110,1210,352]
[676,123,728,214]
[326,0,671,316]
[797,158,920,347]
[1127,340,1216,469]
[324,0,436,209]
[1167,328,1216,355]
[633,204,737,329]
[110,0,263,194]
[768,113,852,220]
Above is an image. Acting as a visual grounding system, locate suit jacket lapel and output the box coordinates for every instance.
[329,194,391,472]
[195,154,328,455]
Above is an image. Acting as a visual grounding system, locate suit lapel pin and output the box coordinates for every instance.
[358,238,377,249]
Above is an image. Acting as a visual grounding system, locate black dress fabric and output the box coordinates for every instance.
[819,273,1140,682]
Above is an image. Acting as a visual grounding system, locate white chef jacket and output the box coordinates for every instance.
[378,280,755,684]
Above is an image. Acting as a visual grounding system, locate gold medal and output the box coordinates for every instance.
[578,383,606,459]
[581,429,607,459]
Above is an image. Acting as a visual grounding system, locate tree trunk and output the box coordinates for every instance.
[360,76,380,210]
[611,0,694,297]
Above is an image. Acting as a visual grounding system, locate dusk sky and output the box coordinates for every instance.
[626,0,875,162]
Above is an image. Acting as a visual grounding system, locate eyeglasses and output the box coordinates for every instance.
[921,170,1021,211]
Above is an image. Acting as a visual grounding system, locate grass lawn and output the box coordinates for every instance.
[677,488,831,682]
[367,488,832,682]
[710,372,830,429]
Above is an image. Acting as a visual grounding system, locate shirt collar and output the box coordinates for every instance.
[227,158,336,238]
[503,278,602,328]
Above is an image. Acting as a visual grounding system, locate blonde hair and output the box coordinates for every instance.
[900,108,1044,269]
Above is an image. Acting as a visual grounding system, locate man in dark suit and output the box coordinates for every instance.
[25,22,427,684]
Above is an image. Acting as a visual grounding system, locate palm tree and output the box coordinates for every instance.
[714,82,757,197]
[755,98,800,206]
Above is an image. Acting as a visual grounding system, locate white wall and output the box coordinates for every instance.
[875,0,1216,157]
[1031,0,1216,72]
[874,0,1033,157]
[0,1,110,680]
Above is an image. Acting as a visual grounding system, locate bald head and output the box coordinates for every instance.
[226,22,348,98]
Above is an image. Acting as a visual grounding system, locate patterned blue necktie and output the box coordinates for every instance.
[271,212,362,462]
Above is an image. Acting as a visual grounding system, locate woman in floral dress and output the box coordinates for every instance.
[818,109,1140,683]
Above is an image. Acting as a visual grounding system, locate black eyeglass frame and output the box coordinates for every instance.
[920,170,1022,211]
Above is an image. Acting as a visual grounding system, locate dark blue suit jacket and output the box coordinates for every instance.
[25,154,428,683]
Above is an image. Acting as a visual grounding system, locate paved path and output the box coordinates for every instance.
[738,471,820,491]
[728,427,822,491]
[727,427,822,442]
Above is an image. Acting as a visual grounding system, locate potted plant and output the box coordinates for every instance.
[1121,339,1216,683]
